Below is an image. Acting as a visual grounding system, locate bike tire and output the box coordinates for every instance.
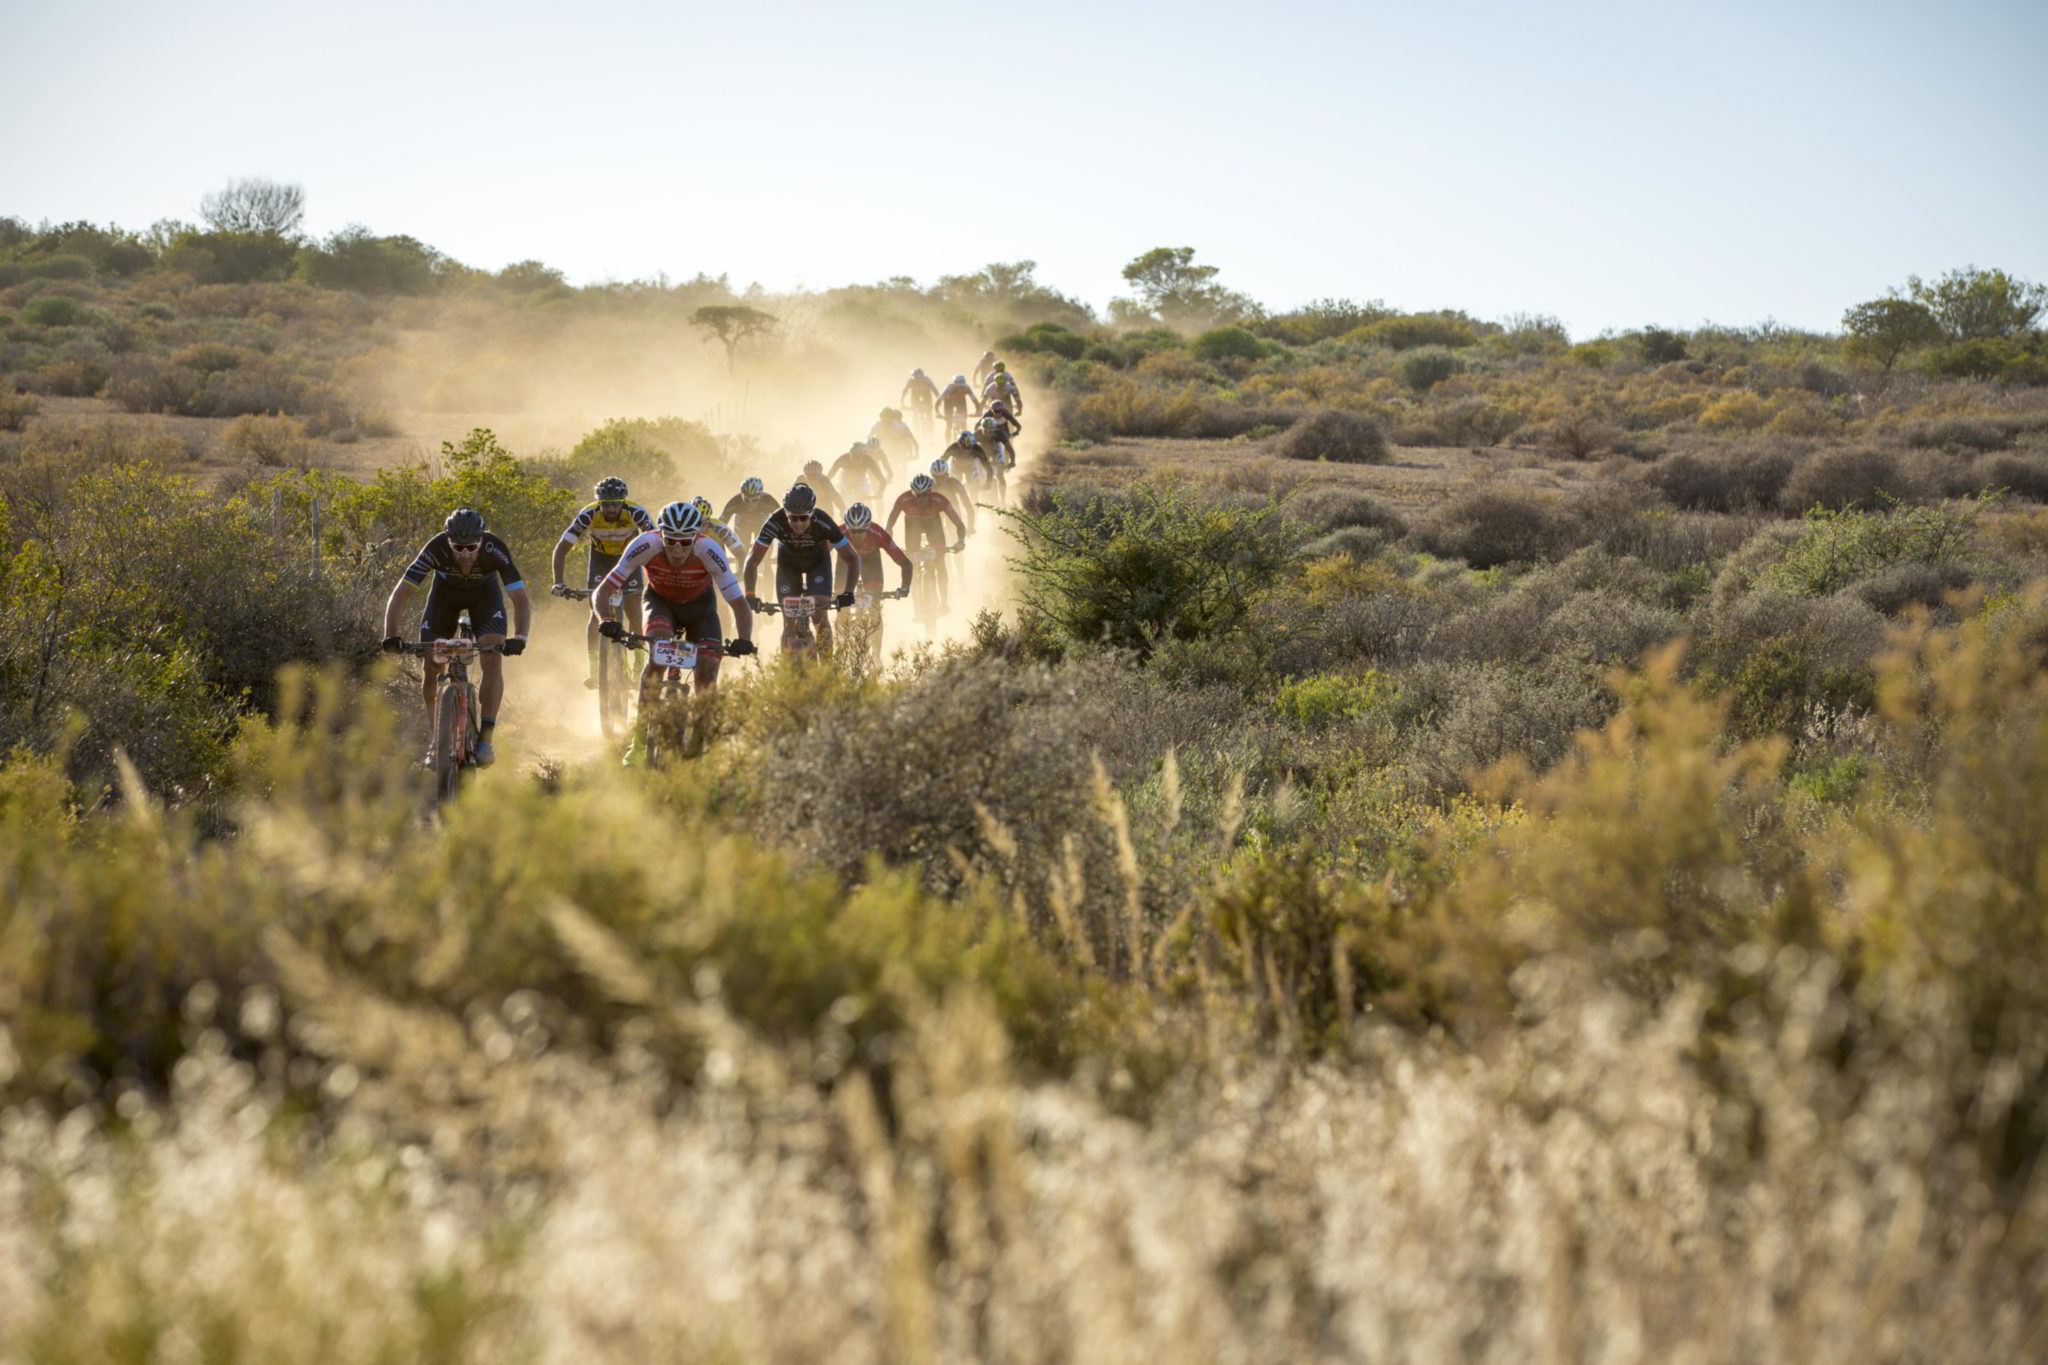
[435,682,469,803]
[598,637,626,741]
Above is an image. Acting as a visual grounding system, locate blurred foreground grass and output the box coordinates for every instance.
[8,602,2048,1361]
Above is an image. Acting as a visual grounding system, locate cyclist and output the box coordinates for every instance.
[842,501,914,600]
[382,507,531,767]
[829,438,887,502]
[981,360,1022,415]
[870,406,919,471]
[929,458,976,533]
[943,428,997,493]
[594,501,757,731]
[691,494,746,556]
[720,476,780,545]
[900,368,940,423]
[551,477,654,689]
[937,373,981,430]
[972,350,1000,388]
[742,483,861,654]
[886,473,967,614]
[796,460,845,519]
[983,397,1022,456]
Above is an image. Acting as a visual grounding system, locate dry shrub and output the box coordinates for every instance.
[0,387,39,432]
[1288,485,1407,536]
[1397,659,1613,792]
[1278,408,1389,464]
[1977,452,2048,502]
[220,412,312,466]
[1645,445,1794,512]
[1779,445,1923,513]
[1409,485,1584,568]
[105,355,202,414]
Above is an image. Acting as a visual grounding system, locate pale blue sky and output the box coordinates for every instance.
[5,0,2043,337]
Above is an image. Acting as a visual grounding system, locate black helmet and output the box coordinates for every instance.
[444,507,486,538]
[595,476,628,500]
[783,484,817,515]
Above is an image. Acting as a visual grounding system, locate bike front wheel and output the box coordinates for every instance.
[435,682,470,803]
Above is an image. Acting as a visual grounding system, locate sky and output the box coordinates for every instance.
[4,0,2044,339]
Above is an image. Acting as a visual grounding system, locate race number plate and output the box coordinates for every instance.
[650,639,698,670]
[782,595,815,614]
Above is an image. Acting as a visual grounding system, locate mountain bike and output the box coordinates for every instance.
[399,632,503,803]
[844,582,909,663]
[618,632,727,765]
[758,593,849,656]
[907,544,961,635]
[560,586,633,740]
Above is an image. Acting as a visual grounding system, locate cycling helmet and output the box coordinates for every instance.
[844,502,873,530]
[910,473,934,493]
[957,429,976,445]
[783,484,817,514]
[988,399,1010,414]
[595,476,628,500]
[931,458,950,477]
[803,460,824,477]
[658,501,703,536]
[953,374,967,384]
[691,495,715,518]
[741,476,765,497]
[880,407,900,421]
[444,507,486,538]
[862,437,883,452]
[911,368,925,378]
[962,432,982,447]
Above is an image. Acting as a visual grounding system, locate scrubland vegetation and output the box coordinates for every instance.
[7,193,2048,1359]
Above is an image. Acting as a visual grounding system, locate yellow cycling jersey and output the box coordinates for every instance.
[562,501,653,557]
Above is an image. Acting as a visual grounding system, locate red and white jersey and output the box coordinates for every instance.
[603,530,743,603]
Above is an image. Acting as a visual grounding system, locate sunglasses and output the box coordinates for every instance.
[599,500,623,512]
[450,541,482,551]
[787,512,814,523]
[662,533,697,547]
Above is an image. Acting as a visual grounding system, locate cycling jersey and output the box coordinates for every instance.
[559,501,654,558]
[937,381,980,414]
[603,530,742,604]
[944,438,993,481]
[901,374,941,407]
[403,532,525,590]
[721,491,781,544]
[982,375,1021,412]
[983,407,1022,438]
[870,418,918,461]
[972,355,999,387]
[755,508,850,567]
[846,525,912,584]
[829,450,883,494]
[889,489,961,528]
[700,516,745,555]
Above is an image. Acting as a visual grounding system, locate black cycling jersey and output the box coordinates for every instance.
[721,491,781,542]
[402,531,524,589]
[755,508,849,568]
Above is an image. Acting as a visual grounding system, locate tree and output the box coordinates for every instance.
[1906,267,2047,341]
[297,226,444,295]
[495,259,567,295]
[933,260,1094,328]
[1114,247,1259,331]
[690,304,778,375]
[1843,297,1943,371]
[199,178,306,237]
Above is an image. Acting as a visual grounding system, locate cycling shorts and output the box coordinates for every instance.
[645,587,720,643]
[776,559,833,602]
[588,549,644,593]
[419,579,506,640]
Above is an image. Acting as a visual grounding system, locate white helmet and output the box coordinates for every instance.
[953,374,967,384]
[844,502,873,530]
[658,501,703,536]
[910,473,934,493]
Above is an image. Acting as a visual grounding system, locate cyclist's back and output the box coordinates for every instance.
[721,481,781,545]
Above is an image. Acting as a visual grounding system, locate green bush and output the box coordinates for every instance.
[1003,481,1297,656]
[0,388,39,431]
[1191,326,1267,363]
[1399,346,1464,393]
[1760,498,1989,597]
[22,294,81,327]
[1349,313,1479,351]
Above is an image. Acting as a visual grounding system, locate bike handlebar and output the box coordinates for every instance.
[398,639,505,656]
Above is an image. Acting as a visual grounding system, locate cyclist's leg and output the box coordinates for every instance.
[417,580,466,721]
[774,557,801,650]
[472,585,509,724]
[805,561,834,654]
[641,590,679,704]
[678,590,722,691]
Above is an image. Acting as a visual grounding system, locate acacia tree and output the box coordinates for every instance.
[1843,297,1944,371]
[1113,247,1258,330]
[690,304,778,375]
[199,178,306,236]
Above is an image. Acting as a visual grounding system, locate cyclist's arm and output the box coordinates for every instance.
[941,497,966,546]
[880,530,914,592]
[381,580,417,641]
[597,541,656,620]
[551,538,571,590]
[833,537,861,595]
[742,539,769,597]
[506,583,532,642]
